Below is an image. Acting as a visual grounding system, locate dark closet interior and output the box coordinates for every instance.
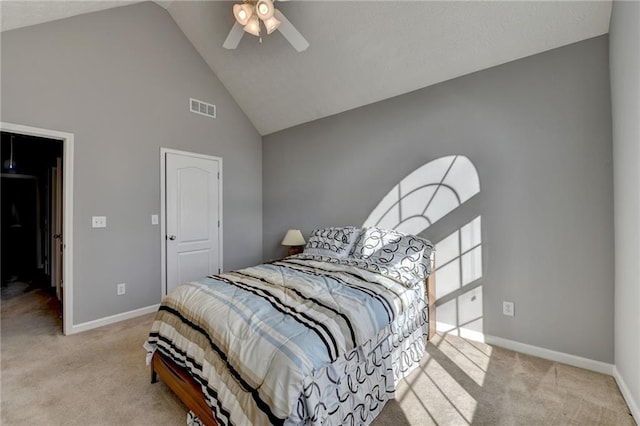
[1,131,63,302]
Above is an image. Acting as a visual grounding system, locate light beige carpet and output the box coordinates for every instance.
[1,284,635,425]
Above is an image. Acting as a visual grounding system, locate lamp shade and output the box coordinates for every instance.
[281,229,306,246]
[255,0,275,20]
[233,3,253,26]
[243,14,261,37]
[263,16,281,34]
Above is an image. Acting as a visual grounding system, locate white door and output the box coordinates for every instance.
[165,152,221,295]
[50,167,57,288]
[51,158,63,301]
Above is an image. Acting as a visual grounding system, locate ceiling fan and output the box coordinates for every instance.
[223,0,309,52]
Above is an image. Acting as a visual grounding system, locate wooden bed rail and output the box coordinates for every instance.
[151,351,218,426]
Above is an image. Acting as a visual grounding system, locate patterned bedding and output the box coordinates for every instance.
[145,255,429,425]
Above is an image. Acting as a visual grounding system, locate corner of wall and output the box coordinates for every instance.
[613,366,640,422]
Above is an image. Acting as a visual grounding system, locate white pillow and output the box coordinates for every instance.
[352,227,433,281]
[303,227,362,258]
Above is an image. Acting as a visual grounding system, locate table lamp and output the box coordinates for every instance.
[281,229,305,256]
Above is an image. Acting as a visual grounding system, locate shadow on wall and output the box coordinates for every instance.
[363,155,483,339]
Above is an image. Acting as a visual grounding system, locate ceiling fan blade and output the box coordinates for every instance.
[274,9,309,52]
[223,22,245,50]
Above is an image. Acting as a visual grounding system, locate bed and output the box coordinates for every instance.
[145,226,436,426]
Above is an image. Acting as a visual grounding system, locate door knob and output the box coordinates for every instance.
[168,235,177,240]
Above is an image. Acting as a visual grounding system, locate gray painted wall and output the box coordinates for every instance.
[1,2,263,324]
[263,36,614,363]
[610,0,640,415]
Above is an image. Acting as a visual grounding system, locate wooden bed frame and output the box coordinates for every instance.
[151,258,437,426]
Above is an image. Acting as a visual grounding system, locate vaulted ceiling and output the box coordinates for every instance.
[1,1,612,135]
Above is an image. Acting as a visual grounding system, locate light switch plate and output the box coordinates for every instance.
[92,216,107,228]
[151,214,159,225]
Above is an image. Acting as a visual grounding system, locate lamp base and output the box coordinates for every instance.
[287,246,304,256]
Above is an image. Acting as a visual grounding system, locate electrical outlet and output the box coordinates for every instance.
[117,283,126,296]
[503,301,515,317]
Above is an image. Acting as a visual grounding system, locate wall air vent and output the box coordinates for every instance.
[190,98,216,119]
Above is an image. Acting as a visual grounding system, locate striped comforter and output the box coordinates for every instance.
[145,256,424,425]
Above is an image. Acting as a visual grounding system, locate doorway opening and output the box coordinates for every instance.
[1,131,64,328]
[1,123,74,335]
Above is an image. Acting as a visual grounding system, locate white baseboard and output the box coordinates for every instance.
[437,322,486,343]
[450,331,635,420]
[484,334,614,375]
[67,304,159,334]
[613,366,640,422]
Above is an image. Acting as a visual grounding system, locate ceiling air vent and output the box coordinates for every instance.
[190,98,216,119]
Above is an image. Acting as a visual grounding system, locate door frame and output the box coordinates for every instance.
[1,121,74,335]
[160,148,223,298]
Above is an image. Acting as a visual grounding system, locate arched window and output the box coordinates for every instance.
[363,155,480,235]
[364,155,484,341]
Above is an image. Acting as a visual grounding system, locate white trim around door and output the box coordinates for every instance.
[1,121,75,335]
[160,148,223,298]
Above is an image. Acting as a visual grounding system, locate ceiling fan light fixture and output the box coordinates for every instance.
[263,16,281,35]
[255,0,275,20]
[225,1,309,50]
[243,14,261,37]
[233,3,253,26]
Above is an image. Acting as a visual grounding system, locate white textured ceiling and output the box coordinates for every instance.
[1,1,612,135]
[0,1,141,32]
